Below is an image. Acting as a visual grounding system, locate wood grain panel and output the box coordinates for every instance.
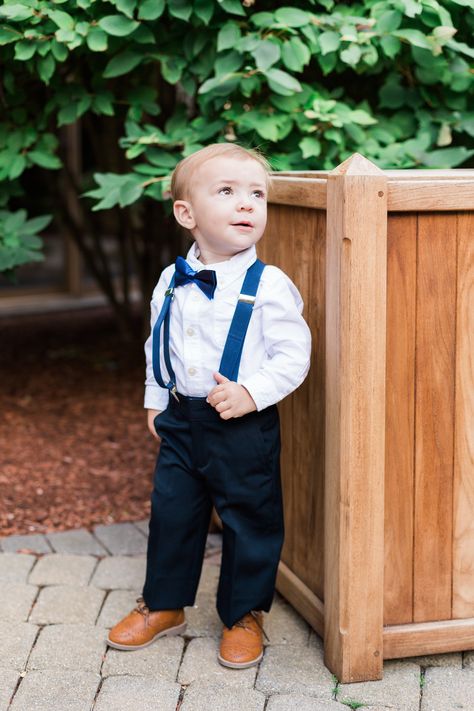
[260,205,326,600]
[384,214,417,625]
[453,212,474,618]
[324,154,387,682]
[384,618,474,659]
[414,213,456,622]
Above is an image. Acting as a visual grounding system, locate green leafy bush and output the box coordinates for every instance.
[1,0,472,325]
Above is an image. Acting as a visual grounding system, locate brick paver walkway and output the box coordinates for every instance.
[1,522,473,710]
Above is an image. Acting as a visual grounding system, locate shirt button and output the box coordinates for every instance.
[186,327,195,337]
[188,367,197,376]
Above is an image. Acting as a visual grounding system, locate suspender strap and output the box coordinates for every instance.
[218,259,265,381]
[151,274,179,399]
[152,259,265,398]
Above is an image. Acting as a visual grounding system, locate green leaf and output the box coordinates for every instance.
[274,7,310,27]
[348,109,377,126]
[217,0,246,17]
[299,136,321,158]
[398,0,422,18]
[380,36,401,58]
[14,40,36,60]
[98,15,139,36]
[119,179,144,207]
[47,10,75,31]
[393,29,432,50]
[317,51,338,74]
[340,44,362,66]
[92,93,115,115]
[265,68,302,96]
[132,25,155,43]
[217,22,240,51]
[250,12,274,28]
[103,50,143,77]
[28,150,62,168]
[0,4,35,21]
[9,154,26,180]
[22,215,52,235]
[198,74,240,95]
[446,39,474,60]
[51,40,68,61]
[86,28,108,51]
[161,55,187,83]
[379,79,406,108]
[215,50,243,76]
[115,0,137,18]
[318,31,340,55]
[421,146,474,168]
[138,0,165,20]
[376,10,402,33]
[281,37,310,71]
[254,40,280,71]
[0,26,20,45]
[194,0,214,24]
[37,54,55,84]
[253,115,280,141]
[167,0,193,21]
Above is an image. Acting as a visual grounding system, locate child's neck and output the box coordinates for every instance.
[196,245,242,265]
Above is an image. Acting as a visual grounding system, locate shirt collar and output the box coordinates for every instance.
[185,243,257,290]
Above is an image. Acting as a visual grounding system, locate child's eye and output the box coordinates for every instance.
[218,186,232,195]
[253,190,265,199]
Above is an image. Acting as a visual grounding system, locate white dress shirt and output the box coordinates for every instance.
[144,243,312,413]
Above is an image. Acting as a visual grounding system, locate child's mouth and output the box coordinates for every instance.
[232,221,253,229]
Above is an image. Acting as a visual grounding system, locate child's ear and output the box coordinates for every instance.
[173,200,196,230]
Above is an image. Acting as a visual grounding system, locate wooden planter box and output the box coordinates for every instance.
[258,154,474,683]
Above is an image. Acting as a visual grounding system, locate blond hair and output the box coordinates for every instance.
[170,143,271,201]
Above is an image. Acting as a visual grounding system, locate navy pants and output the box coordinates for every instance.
[142,394,284,629]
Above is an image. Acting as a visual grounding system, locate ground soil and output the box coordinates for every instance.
[0,307,157,537]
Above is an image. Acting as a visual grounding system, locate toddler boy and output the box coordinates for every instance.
[107,143,311,668]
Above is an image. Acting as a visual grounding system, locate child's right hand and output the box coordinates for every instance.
[147,409,161,441]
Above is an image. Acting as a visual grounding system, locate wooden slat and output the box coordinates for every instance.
[383,618,474,659]
[269,177,326,209]
[261,205,326,601]
[324,154,387,682]
[388,181,474,212]
[276,560,324,639]
[384,214,417,625]
[414,213,456,622]
[453,212,474,618]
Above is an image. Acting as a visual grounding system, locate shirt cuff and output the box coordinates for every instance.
[239,374,282,412]
[144,385,169,412]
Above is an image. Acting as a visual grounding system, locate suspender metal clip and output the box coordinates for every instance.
[238,294,256,305]
[170,384,180,402]
[165,287,175,299]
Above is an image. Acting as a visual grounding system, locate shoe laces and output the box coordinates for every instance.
[134,597,150,619]
[234,611,270,642]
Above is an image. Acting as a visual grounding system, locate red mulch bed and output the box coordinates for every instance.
[0,307,157,537]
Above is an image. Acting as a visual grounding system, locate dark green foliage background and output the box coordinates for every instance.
[0,0,472,325]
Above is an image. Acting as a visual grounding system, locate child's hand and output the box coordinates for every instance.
[147,409,162,441]
[207,372,257,419]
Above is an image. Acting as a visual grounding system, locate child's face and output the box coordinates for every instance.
[173,155,268,262]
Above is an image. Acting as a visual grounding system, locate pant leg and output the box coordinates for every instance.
[142,407,213,610]
[198,405,284,629]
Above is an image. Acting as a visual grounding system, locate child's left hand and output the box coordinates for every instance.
[207,372,257,419]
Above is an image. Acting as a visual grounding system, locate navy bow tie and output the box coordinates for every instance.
[174,256,217,300]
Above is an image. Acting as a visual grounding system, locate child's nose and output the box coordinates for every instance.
[237,197,253,211]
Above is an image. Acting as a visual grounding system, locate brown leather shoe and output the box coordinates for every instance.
[106,597,186,650]
[218,611,267,668]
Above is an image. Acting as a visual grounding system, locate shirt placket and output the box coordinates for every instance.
[182,283,205,395]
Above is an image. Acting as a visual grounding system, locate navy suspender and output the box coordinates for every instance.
[152,259,265,398]
[217,259,265,381]
[151,274,179,400]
